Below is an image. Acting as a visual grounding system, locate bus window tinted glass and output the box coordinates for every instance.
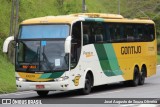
[19,25,69,39]
[105,23,155,42]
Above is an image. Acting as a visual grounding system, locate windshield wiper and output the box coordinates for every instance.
[42,52,54,70]
[25,47,40,72]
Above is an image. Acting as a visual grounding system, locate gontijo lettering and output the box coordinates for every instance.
[121,46,141,55]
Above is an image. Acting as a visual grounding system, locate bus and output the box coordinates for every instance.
[3,13,157,96]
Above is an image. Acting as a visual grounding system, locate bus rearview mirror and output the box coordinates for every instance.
[3,36,14,53]
[65,36,71,53]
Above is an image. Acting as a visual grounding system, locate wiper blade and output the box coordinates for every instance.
[42,52,54,70]
[26,47,40,72]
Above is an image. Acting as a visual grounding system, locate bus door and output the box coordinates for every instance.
[71,22,82,68]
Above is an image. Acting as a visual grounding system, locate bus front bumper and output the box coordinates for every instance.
[16,80,70,91]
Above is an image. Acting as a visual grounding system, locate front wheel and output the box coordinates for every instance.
[80,74,92,95]
[36,91,49,97]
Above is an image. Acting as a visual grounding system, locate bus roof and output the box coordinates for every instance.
[70,13,124,19]
[21,16,80,24]
[21,13,155,25]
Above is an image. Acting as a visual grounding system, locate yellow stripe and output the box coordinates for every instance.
[18,72,52,82]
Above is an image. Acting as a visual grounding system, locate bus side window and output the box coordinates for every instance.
[83,24,90,45]
[95,33,103,43]
[104,23,155,43]
[148,25,155,41]
[137,25,143,41]
[105,24,110,42]
[143,25,149,41]
[83,34,89,45]
[94,28,104,43]
[143,24,155,41]
[83,22,96,45]
[108,24,116,42]
[115,24,122,42]
[126,24,134,42]
[120,24,125,41]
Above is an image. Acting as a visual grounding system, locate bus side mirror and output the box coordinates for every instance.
[65,36,71,53]
[3,36,14,53]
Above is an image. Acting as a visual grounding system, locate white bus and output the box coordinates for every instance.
[3,13,157,96]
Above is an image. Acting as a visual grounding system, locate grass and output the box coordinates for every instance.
[0,54,16,93]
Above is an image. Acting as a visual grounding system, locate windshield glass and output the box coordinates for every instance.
[16,24,70,72]
[16,40,69,72]
[19,25,69,39]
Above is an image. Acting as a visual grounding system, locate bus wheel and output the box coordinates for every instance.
[81,74,92,95]
[130,67,140,86]
[36,91,49,97]
[139,67,146,85]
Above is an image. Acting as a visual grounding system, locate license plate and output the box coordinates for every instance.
[36,85,45,89]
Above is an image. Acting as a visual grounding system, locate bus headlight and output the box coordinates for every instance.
[16,77,26,82]
[54,76,69,82]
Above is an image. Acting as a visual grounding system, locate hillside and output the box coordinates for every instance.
[0,0,160,93]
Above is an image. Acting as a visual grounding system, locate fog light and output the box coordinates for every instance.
[65,84,69,87]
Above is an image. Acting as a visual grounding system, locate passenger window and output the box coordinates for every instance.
[108,24,116,42]
[83,22,104,45]
[83,24,90,45]
[94,23,104,43]
[143,24,155,41]
[125,25,134,41]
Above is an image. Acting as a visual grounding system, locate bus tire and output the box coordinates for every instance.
[130,67,140,86]
[81,74,92,95]
[139,67,146,85]
[36,91,49,97]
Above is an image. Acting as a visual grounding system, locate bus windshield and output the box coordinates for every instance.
[16,24,70,72]
[19,24,69,39]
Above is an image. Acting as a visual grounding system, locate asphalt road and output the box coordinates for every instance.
[0,66,160,107]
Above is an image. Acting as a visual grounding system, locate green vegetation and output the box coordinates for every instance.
[158,55,160,65]
[158,37,160,55]
[0,0,160,93]
[0,54,16,93]
[0,0,16,93]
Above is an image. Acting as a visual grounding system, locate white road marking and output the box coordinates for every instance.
[120,104,158,107]
[106,90,124,94]
[0,91,60,96]
[12,92,36,96]
[120,104,139,107]
[138,104,158,107]
[85,90,124,97]
[0,91,35,96]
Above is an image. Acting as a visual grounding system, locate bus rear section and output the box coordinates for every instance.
[79,19,156,88]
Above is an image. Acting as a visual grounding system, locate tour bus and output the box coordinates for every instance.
[3,13,157,96]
